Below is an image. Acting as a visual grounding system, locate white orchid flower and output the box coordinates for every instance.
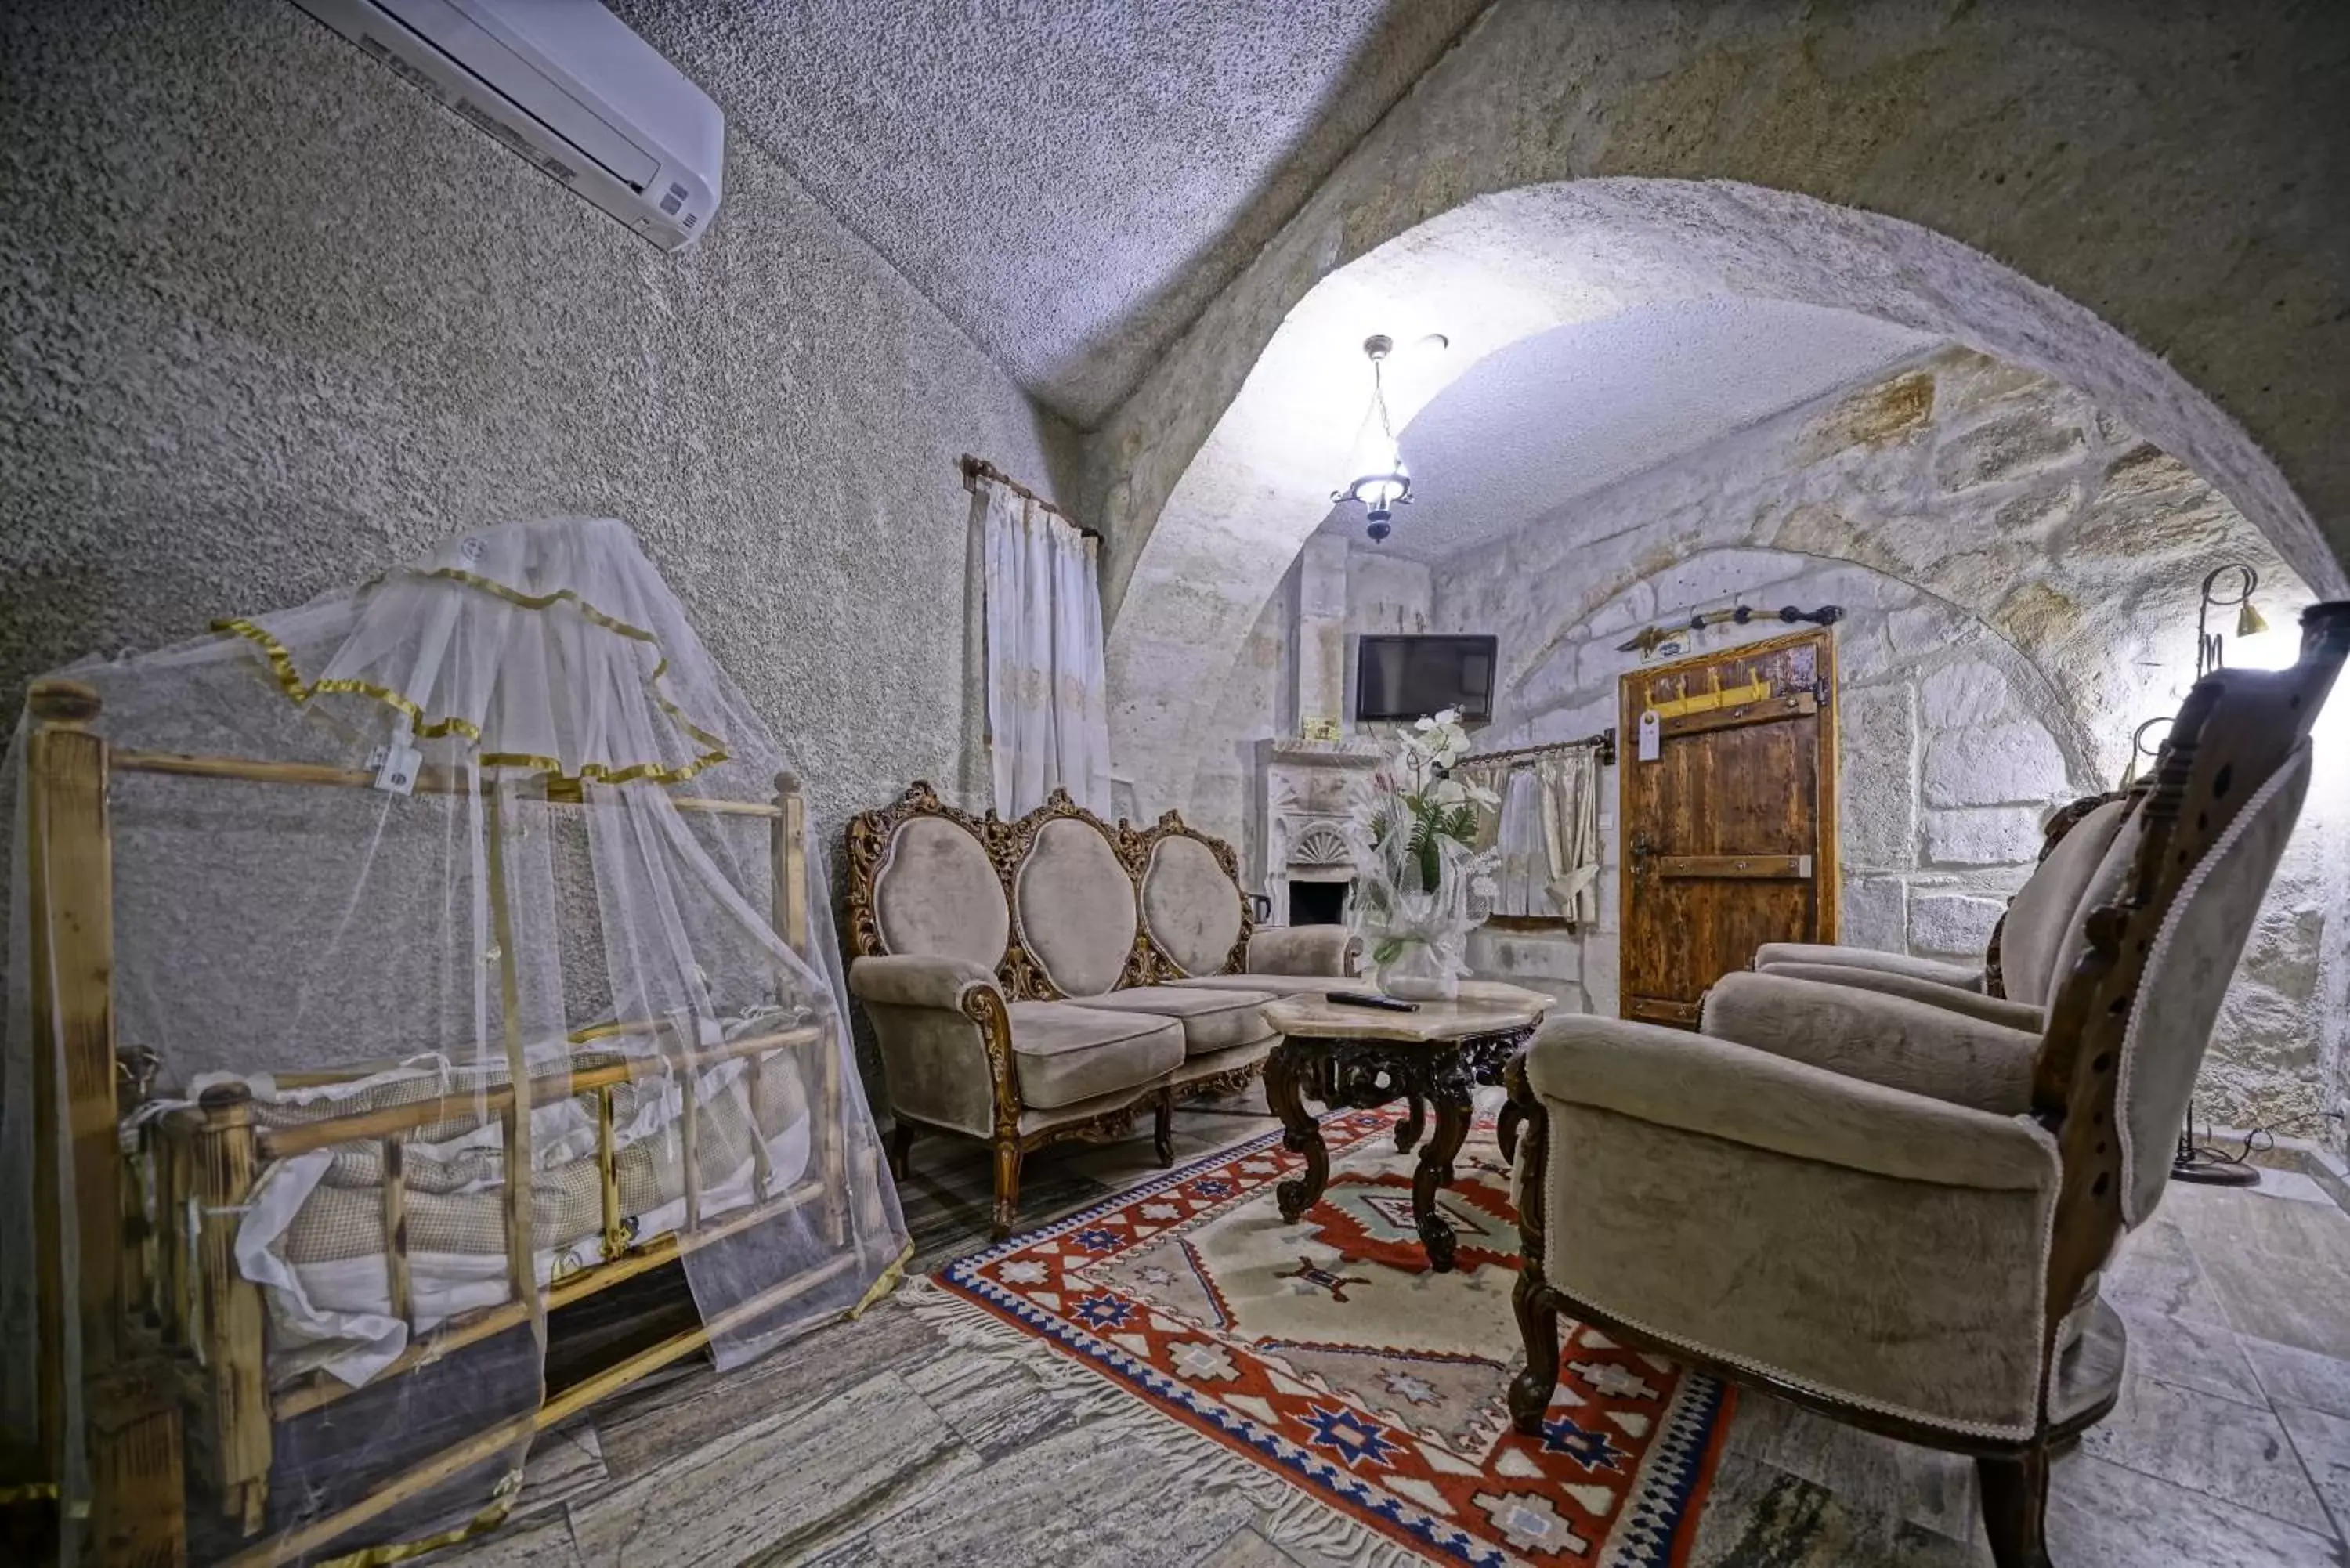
[1464,781,1501,808]
[1432,778,1468,807]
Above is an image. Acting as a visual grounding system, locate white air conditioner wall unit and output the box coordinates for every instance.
[289,0,723,251]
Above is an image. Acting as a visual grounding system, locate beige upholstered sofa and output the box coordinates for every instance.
[844,782,1354,1234]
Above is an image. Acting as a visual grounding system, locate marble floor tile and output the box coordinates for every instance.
[779,1534,883,1568]
[568,1371,982,1566]
[416,1504,583,1568]
[1188,1525,1311,1567]
[2167,1180,2350,1260]
[2101,1216,2231,1321]
[1721,1394,1976,1542]
[2245,1333,2350,1422]
[588,1299,945,1481]
[509,1418,609,1522]
[2198,1241,2350,1362]
[2277,1402,2350,1539]
[400,1096,2350,1568]
[2247,1168,2341,1206]
[2079,1372,2332,1532]
[901,1342,1079,1461]
[1685,1454,1979,1568]
[859,1411,1259,1568]
[2112,1297,2265,1407]
[2047,1451,2345,1568]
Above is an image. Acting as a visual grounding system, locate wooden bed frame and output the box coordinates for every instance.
[15,677,869,1566]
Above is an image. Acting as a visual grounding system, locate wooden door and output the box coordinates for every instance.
[1618,628,1838,1027]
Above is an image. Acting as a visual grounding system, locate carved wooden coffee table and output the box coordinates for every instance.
[1259,981,1553,1273]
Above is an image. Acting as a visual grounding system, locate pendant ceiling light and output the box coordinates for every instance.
[1335,334,1412,543]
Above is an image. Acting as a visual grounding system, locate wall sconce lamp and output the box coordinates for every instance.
[2117,716,2169,793]
[2131,563,2273,1186]
[1334,334,1412,544]
[2195,563,2268,681]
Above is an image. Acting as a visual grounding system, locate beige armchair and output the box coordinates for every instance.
[1508,602,2346,1568]
[1755,790,2130,1011]
[844,783,1355,1235]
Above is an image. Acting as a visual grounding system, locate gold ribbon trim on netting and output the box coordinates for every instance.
[212,568,730,783]
[848,1237,916,1321]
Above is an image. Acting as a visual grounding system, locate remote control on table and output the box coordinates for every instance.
[1327,990,1421,1012]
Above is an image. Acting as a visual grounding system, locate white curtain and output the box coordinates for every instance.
[982,481,1112,817]
[1489,746,1604,926]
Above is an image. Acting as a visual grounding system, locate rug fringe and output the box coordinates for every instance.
[901,1277,1437,1567]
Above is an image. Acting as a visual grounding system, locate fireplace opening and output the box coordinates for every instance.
[1289,881,1347,927]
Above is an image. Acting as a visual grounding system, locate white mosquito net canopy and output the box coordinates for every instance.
[3,516,909,1562]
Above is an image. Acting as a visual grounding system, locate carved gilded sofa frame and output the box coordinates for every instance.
[845,782,1352,1235]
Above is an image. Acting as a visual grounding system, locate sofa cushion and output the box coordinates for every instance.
[1169,973,1340,998]
[1748,944,1982,990]
[1014,817,1141,997]
[873,816,1009,968]
[1005,1000,1182,1109]
[1140,836,1246,976]
[1073,985,1275,1056]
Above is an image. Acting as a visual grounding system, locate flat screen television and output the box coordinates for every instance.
[1355,634,1498,724]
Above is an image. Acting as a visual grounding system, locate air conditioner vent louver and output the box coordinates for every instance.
[291,0,725,251]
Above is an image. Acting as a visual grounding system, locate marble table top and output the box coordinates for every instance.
[1260,980,1555,1044]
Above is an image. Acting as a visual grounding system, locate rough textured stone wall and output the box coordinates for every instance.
[0,0,1074,854]
[1087,0,2349,593]
[1187,549,1432,881]
[1426,352,2337,1138]
[1454,548,2086,1018]
[1091,0,2350,835]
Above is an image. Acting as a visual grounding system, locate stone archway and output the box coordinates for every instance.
[1101,179,2344,819]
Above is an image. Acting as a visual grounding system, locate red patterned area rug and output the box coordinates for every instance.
[917,1109,1735,1566]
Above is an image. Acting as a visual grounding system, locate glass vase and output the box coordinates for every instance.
[1347,829,1496,1004]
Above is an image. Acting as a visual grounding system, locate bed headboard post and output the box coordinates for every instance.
[772,771,810,951]
[190,1082,270,1534]
[23,679,121,1418]
[772,771,846,1241]
[24,678,187,1560]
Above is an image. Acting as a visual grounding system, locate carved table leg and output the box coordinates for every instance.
[1394,1094,1426,1154]
[1264,1041,1329,1223]
[1412,1096,1473,1272]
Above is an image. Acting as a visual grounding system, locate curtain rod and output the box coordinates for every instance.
[1459,728,1618,768]
[960,454,1101,540]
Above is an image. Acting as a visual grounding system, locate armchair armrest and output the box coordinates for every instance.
[1524,1015,2056,1192]
[1755,962,2048,1032]
[848,952,1003,1011]
[1246,925,1357,977]
[1701,971,2041,1115]
[849,956,1010,1140]
[1751,942,1983,991]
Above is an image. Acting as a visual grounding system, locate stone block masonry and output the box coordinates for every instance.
[1407,349,2337,1140]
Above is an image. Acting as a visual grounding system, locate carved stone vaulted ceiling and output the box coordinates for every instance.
[611,0,1491,429]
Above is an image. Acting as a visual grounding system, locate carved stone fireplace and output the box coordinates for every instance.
[1257,736,1383,926]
